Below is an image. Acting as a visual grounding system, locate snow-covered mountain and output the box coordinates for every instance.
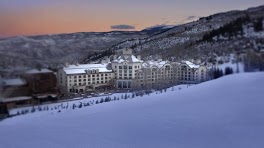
[0,72,264,148]
[0,31,149,70]
[0,5,263,72]
[110,5,264,63]
[141,24,175,35]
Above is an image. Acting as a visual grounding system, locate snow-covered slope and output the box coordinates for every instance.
[0,31,148,70]
[1,72,264,148]
[110,5,264,62]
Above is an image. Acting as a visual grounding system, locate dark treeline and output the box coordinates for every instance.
[81,49,115,64]
[209,67,234,79]
[201,16,263,42]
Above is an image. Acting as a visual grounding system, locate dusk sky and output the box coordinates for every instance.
[0,0,263,37]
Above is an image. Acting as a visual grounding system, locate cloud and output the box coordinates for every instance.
[110,24,135,30]
[144,24,175,30]
[144,19,173,29]
[186,16,197,21]
[172,16,200,25]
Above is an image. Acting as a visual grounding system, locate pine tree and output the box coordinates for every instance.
[79,102,83,108]
[72,104,76,109]
[132,93,135,98]
[100,98,104,103]
[254,18,263,32]
[104,97,108,102]
[225,67,233,75]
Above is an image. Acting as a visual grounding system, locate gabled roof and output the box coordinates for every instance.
[142,60,169,69]
[113,55,143,63]
[182,61,200,68]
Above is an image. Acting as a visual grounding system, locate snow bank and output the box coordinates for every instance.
[0,72,264,148]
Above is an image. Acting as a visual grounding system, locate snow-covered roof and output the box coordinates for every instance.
[113,55,143,63]
[182,61,200,68]
[64,63,112,75]
[26,68,53,74]
[0,96,32,103]
[1,78,27,86]
[142,60,169,68]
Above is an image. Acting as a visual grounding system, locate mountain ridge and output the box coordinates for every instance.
[0,5,263,73]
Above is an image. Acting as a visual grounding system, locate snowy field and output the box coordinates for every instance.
[0,72,264,148]
[7,84,188,116]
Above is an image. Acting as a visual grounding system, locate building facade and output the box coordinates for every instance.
[177,61,208,84]
[133,60,177,90]
[111,48,143,89]
[58,48,209,94]
[57,63,115,94]
[0,68,58,116]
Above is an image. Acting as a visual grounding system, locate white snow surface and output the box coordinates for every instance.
[184,61,200,68]
[1,72,264,148]
[113,55,143,63]
[64,63,112,74]
[142,60,168,68]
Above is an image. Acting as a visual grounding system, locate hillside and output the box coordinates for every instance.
[0,72,264,148]
[110,5,264,64]
[0,31,150,70]
[0,25,175,72]
[0,5,263,72]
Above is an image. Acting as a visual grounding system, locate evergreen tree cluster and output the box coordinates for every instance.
[210,66,234,79]
[14,86,180,117]
[253,18,263,32]
[81,49,114,64]
[211,68,224,79]
[201,16,251,42]
[225,67,234,75]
